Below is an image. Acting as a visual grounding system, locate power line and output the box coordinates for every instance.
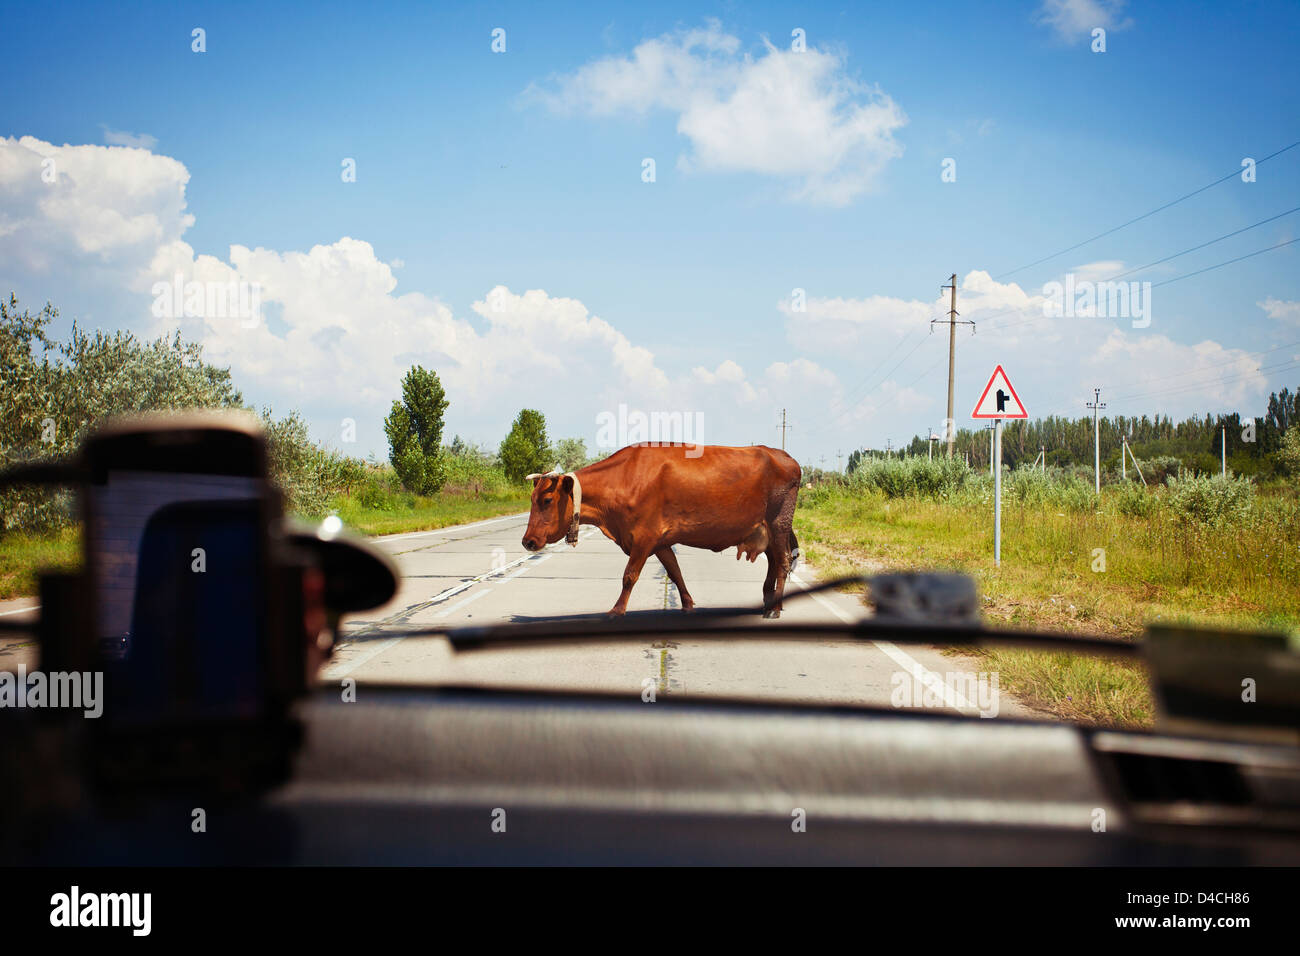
[1150,236,1300,288]
[960,205,1300,336]
[994,138,1300,281]
[821,330,920,417]
[986,235,1300,336]
[1101,205,1300,283]
[816,334,932,432]
[1099,338,1300,392]
[1109,359,1300,405]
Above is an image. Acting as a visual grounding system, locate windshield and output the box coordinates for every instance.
[2,5,1298,740]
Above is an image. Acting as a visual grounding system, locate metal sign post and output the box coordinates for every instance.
[993,419,1003,566]
[972,365,1026,569]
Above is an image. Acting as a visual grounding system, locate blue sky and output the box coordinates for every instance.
[2,0,1298,466]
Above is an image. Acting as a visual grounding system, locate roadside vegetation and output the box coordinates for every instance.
[796,451,1300,728]
[0,295,591,598]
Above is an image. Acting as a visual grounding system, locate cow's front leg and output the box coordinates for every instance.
[761,554,779,618]
[655,547,695,611]
[608,548,653,617]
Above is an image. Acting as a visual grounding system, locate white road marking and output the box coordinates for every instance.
[325,545,558,679]
[321,636,405,681]
[499,552,552,581]
[435,588,494,619]
[0,605,40,617]
[790,572,977,714]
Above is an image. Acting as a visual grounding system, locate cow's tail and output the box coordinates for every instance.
[789,530,800,571]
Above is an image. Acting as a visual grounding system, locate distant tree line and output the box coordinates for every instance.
[858,385,1300,479]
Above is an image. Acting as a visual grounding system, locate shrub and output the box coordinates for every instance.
[1163,473,1256,525]
[1111,481,1160,518]
[2,295,245,535]
[846,455,972,499]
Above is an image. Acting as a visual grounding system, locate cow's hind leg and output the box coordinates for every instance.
[655,547,695,611]
[763,487,799,618]
[609,547,653,617]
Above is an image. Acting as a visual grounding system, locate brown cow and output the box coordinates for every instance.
[521,443,802,617]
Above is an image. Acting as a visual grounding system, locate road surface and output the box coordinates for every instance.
[320,512,1036,718]
[0,512,1036,718]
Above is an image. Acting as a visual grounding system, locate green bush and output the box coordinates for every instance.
[845,456,973,499]
[1111,481,1160,518]
[1133,455,1182,484]
[2,295,245,535]
[443,448,512,494]
[1163,474,1256,525]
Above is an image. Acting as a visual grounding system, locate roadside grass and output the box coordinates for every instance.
[0,487,531,600]
[329,487,530,537]
[795,484,1300,728]
[0,526,80,601]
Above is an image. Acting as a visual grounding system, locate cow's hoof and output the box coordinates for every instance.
[681,603,696,613]
[605,608,626,619]
[762,608,781,619]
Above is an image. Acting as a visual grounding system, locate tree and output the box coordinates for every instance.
[500,409,552,482]
[2,294,246,533]
[1279,427,1300,481]
[384,365,449,495]
[554,437,587,472]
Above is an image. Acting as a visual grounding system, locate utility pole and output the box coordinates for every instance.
[777,409,791,450]
[885,438,893,457]
[836,449,843,472]
[1086,388,1106,494]
[1221,426,1226,477]
[934,273,974,458]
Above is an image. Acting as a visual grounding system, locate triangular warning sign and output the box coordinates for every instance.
[972,365,1027,418]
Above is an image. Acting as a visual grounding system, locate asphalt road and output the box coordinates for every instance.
[0,512,1035,718]
[320,513,1036,718]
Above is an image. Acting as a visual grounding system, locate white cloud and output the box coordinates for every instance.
[0,135,192,274]
[2,136,794,454]
[526,22,906,205]
[0,134,1278,464]
[101,126,159,150]
[774,270,1270,439]
[1035,0,1133,43]
[1258,297,1300,325]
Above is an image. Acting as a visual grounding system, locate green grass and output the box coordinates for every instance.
[0,526,80,600]
[0,487,532,600]
[796,483,1300,727]
[329,487,531,537]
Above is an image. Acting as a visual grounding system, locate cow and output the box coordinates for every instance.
[521,443,802,618]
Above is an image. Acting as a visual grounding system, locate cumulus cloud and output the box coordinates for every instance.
[1258,297,1300,326]
[777,269,1269,431]
[101,126,159,150]
[525,21,907,205]
[0,135,192,274]
[0,134,1275,461]
[1,136,792,454]
[1035,0,1133,43]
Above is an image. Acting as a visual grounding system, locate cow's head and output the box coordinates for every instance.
[521,470,582,552]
